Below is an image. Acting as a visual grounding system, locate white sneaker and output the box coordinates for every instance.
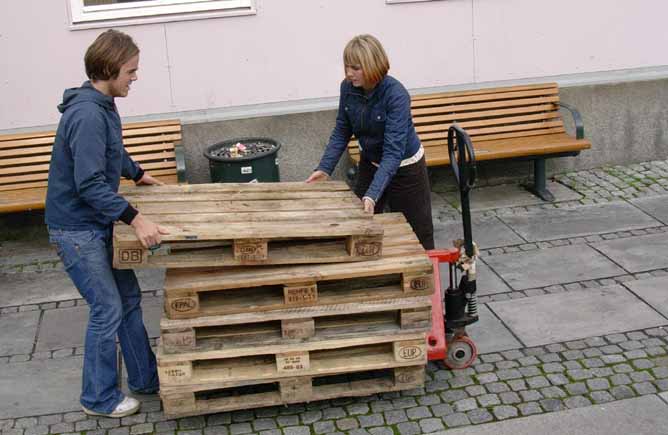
[82,396,140,418]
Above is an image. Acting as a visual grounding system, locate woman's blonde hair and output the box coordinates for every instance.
[343,34,390,87]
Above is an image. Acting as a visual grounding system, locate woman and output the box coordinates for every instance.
[306,34,434,250]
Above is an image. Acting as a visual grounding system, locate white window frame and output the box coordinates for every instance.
[386,0,443,3]
[67,0,255,29]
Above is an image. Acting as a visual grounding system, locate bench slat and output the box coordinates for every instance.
[411,83,558,101]
[411,96,560,117]
[413,103,558,125]
[411,88,559,109]
[415,112,562,134]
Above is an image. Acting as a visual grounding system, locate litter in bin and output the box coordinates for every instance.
[209,141,277,159]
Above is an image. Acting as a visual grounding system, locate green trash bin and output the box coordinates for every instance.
[204,137,280,183]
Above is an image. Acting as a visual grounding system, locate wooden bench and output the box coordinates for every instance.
[0,119,186,214]
[347,83,591,201]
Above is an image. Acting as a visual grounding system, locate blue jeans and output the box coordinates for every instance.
[48,227,158,414]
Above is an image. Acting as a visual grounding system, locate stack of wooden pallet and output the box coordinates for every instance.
[114,182,435,418]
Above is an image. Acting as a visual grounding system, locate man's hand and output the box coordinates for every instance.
[136,173,165,186]
[130,213,169,249]
[362,197,375,214]
[305,170,329,183]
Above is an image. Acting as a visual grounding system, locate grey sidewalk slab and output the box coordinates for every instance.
[0,268,165,308]
[439,395,668,435]
[467,304,522,353]
[0,357,83,419]
[484,245,625,291]
[499,201,660,242]
[630,194,668,225]
[0,311,39,356]
[434,216,524,250]
[624,276,668,319]
[444,181,581,211]
[594,232,668,273]
[439,259,511,296]
[36,297,163,351]
[0,270,79,307]
[488,285,667,347]
[0,239,58,268]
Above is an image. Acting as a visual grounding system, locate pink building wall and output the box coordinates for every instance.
[1,0,667,130]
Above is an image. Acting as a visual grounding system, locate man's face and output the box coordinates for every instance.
[108,54,139,98]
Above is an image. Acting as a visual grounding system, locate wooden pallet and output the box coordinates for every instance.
[157,334,427,389]
[161,365,424,418]
[160,294,432,352]
[163,250,433,319]
[113,182,384,269]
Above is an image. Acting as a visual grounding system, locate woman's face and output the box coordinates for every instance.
[346,64,369,90]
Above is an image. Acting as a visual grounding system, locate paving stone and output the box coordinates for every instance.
[517,402,542,416]
[368,428,393,435]
[489,285,665,346]
[392,397,417,409]
[49,423,74,434]
[475,373,498,384]
[404,406,430,420]
[231,410,254,423]
[395,421,419,435]
[467,305,522,354]
[653,367,668,378]
[539,398,565,412]
[97,418,122,429]
[590,391,615,403]
[496,360,519,370]
[506,379,527,391]
[499,392,521,404]
[440,389,468,403]
[631,371,655,382]
[442,412,470,428]
[14,419,37,430]
[430,403,454,418]
[130,423,153,435]
[418,417,445,433]
[228,423,252,435]
[546,374,569,385]
[496,369,522,380]
[519,390,543,402]
[564,396,593,409]
[277,415,299,427]
[75,420,99,431]
[526,376,550,389]
[37,417,60,427]
[348,430,371,435]
[490,244,622,291]
[207,414,232,425]
[204,426,228,435]
[633,381,658,394]
[476,393,501,407]
[283,426,310,435]
[611,373,632,385]
[492,405,518,420]
[251,419,276,431]
[108,427,129,435]
[596,233,668,273]
[313,421,336,434]
[518,366,542,377]
[355,414,383,428]
[601,354,626,364]
[0,312,39,357]
[122,414,147,426]
[155,422,178,432]
[2,429,24,435]
[24,427,48,435]
[383,410,407,425]
[499,202,657,242]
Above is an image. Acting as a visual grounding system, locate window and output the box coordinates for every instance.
[68,0,255,28]
[386,0,443,3]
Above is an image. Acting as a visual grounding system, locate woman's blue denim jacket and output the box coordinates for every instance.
[317,75,421,202]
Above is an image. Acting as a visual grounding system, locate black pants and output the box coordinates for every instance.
[354,156,434,250]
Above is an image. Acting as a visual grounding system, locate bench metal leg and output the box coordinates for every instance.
[527,158,555,202]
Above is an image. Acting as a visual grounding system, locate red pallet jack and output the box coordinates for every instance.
[426,125,480,369]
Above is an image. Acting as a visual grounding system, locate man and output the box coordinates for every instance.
[46,29,168,418]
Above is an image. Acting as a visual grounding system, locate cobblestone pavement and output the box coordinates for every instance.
[2,160,668,434]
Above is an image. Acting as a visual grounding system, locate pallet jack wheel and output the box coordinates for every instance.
[444,335,478,369]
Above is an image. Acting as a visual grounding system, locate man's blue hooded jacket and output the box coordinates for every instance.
[45,81,143,230]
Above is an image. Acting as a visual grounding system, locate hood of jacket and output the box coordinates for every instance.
[57,81,116,114]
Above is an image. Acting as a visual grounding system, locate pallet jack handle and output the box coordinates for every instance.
[447,124,477,258]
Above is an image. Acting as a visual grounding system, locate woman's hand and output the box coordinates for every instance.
[362,197,375,214]
[305,170,329,183]
[136,173,165,186]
